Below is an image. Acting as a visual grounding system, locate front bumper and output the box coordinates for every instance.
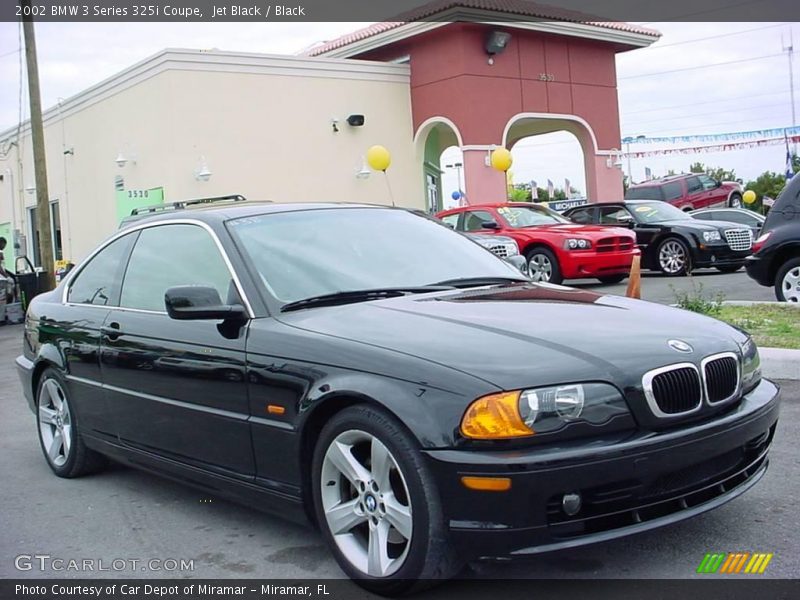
[424,378,779,560]
[16,354,36,413]
[693,244,750,268]
[561,249,639,279]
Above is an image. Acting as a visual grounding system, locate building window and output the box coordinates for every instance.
[51,201,63,261]
[26,202,63,266]
[27,207,40,267]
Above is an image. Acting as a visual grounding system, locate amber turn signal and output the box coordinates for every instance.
[267,405,285,415]
[460,391,533,439]
[461,476,512,492]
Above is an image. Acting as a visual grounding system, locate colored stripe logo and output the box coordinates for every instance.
[697,552,773,574]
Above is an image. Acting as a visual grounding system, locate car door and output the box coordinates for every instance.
[599,205,656,251]
[566,206,596,225]
[100,222,254,478]
[697,174,726,208]
[60,232,138,440]
[684,176,705,209]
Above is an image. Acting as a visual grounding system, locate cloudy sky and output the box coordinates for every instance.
[0,20,796,202]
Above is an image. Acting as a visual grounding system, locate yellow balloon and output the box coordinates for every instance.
[490,147,513,172]
[366,145,391,171]
[743,190,757,204]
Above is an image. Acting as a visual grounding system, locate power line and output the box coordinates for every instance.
[646,23,787,50]
[619,52,784,80]
[639,0,773,24]
[627,115,795,137]
[623,99,793,128]
[0,47,20,59]
[621,87,800,116]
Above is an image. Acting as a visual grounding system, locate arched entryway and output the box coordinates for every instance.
[414,117,463,213]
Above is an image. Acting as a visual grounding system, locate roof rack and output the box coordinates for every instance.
[129,194,248,216]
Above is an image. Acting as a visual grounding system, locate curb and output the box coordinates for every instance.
[721,300,800,307]
[759,347,800,381]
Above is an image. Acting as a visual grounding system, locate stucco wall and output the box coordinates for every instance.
[0,50,416,264]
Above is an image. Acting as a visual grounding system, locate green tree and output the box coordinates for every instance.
[689,162,741,183]
[508,187,530,202]
[744,171,787,209]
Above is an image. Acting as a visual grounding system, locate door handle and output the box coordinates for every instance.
[101,322,123,340]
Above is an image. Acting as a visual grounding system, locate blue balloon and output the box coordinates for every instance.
[451,190,462,200]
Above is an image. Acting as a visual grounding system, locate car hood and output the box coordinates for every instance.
[663,219,745,234]
[515,223,631,237]
[276,283,744,390]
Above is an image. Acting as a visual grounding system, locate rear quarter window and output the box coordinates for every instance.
[625,186,663,201]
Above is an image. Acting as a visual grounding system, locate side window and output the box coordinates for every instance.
[120,224,233,312]
[569,208,594,224]
[68,233,136,306]
[599,206,632,224]
[686,177,703,194]
[439,214,459,230]
[462,210,495,232]
[693,212,715,221]
[718,211,749,225]
[662,182,683,201]
[698,175,718,191]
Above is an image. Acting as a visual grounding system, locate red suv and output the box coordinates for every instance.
[625,174,743,211]
[436,203,638,284]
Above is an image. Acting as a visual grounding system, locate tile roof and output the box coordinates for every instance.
[305,0,660,57]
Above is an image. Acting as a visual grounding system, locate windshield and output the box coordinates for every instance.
[228,207,524,304]
[629,201,691,223]
[496,205,569,227]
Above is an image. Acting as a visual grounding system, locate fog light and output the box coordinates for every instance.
[562,492,582,516]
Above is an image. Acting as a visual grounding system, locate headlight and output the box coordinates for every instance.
[564,238,592,250]
[504,241,520,256]
[702,231,722,243]
[460,383,629,439]
[740,337,761,394]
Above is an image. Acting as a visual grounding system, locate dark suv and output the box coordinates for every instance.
[626,174,743,211]
[745,175,800,301]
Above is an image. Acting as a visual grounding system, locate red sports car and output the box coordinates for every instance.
[437,203,639,284]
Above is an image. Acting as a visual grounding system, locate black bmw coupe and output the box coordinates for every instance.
[17,199,779,594]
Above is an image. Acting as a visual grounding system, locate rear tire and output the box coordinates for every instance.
[775,257,800,302]
[36,368,106,478]
[728,193,742,208]
[311,405,461,595]
[597,275,626,284]
[525,247,563,284]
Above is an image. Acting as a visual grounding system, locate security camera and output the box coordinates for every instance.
[347,114,365,127]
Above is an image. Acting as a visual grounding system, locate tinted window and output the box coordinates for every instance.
[439,214,459,230]
[599,206,633,225]
[228,208,523,304]
[496,205,568,227]
[120,224,233,312]
[686,177,703,194]
[624,186,663,200]
[68,233,136,306]
[692,212,715,221]
[663,182,683,201]
[462,210,495,231]
[568,207,594,224]
[698,175,718,191]
[629,202,691,223]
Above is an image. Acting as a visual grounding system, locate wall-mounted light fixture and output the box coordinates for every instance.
[63,147,74,156]
[194,156,212,182]
[25,184,36,195]
[355,157,370,180]
[485,30,511,64]
[331,118,340,133]
[115,151,136,168]
[605,149,624,169]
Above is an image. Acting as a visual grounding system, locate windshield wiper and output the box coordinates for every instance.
[427,276,528,289]
[280,287,451,312]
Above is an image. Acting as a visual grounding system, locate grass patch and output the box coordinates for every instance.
[714,304,800,349]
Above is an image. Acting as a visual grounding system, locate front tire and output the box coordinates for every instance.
[728,192,742,208]
[36,368,106,478]
[525,247,563,284]
[311,405,461,595]
[775,257,800,302]
[657,238,691,276]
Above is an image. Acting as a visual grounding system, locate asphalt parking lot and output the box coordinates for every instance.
[0,273,796,587]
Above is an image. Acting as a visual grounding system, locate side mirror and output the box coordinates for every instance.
[481,220,500,230]
[617,215,636,228]
[165,286,246,321]
[505,255,528,275]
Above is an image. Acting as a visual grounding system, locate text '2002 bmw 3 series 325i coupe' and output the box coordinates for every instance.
[17,200,779,595]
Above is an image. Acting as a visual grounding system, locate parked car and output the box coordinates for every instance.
[625,174,743,211]
[564,200,754,276]
[691,207,765,237]
[436,203,638,284]
[17,199,779,594]
[745,174,800,301]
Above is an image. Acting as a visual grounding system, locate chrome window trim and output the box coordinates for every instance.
[701,351,741,406]
[61,219,255,319]
[642,362,703,418]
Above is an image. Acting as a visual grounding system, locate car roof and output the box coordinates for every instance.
[118,195,399,229]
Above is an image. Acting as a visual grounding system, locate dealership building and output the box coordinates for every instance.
[0,2,658,267]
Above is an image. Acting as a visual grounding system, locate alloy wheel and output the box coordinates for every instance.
[320,430,413,578]
[38,379,72,467]
[527,253,552,282]
[782,266,800,302]
[659,240,687,274]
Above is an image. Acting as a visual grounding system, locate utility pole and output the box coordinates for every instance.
[22,1,56,290]
[785,29,797,155]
